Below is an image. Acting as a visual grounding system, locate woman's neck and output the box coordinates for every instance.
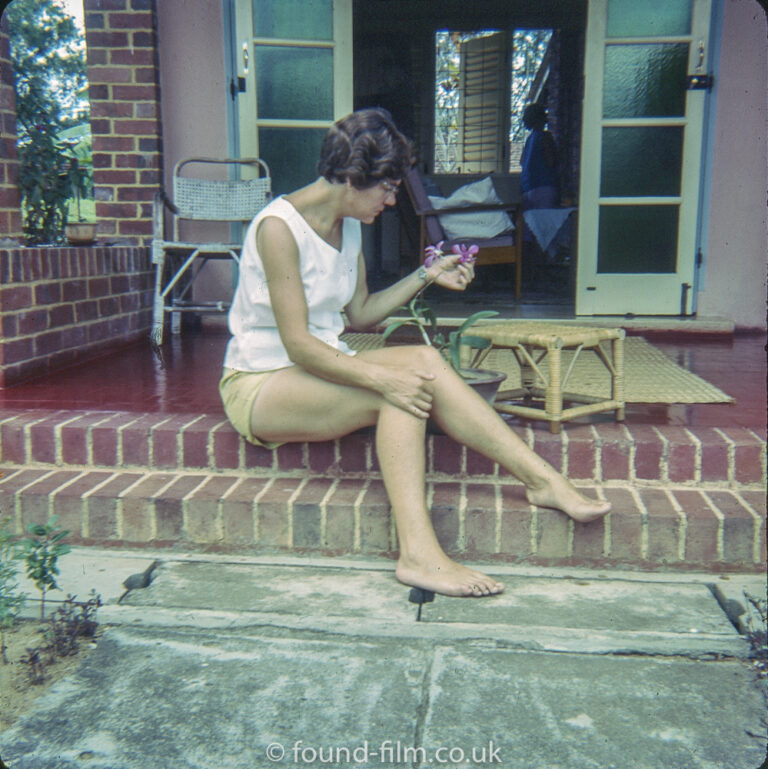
[286,178,346,248]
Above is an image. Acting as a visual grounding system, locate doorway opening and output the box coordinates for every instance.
[353,1,585,312]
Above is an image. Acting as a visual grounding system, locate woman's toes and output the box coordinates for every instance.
[469,575,503,596]
[396,557,504,598]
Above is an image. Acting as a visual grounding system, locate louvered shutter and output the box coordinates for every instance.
[457,32,509,173]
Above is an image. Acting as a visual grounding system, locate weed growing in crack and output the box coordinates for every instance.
[743,590,768,680]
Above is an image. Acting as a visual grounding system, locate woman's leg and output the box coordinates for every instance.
[247,344,607,595]
[249,359,503,596]
[356,346,610,523]
[375,400,503,596]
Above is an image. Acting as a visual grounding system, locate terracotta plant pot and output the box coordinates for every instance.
[65,222,97,245]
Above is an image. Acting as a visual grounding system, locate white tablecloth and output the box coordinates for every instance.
[523,207,577,257]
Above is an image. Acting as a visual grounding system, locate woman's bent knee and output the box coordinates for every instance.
[363,344,447,372]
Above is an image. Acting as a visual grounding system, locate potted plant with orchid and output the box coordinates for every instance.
[382,242,507,403]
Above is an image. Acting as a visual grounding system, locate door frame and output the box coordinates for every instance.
[575,0,714,316]
[225,0,352,164]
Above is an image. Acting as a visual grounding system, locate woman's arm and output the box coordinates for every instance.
[344,252,474,331]
[258,216,436,416]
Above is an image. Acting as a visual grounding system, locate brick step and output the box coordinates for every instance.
[1,409,765,487]
[0,464,764,573]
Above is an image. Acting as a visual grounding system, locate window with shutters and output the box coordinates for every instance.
[434,28,553,174]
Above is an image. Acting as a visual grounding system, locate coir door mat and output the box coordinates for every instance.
[341,334,733,404]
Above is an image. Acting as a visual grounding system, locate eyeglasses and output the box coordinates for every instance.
[380,180,401,195]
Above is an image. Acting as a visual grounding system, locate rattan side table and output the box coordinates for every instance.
[471,322,626,433]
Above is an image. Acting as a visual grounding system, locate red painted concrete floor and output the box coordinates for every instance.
[0,329,765,431]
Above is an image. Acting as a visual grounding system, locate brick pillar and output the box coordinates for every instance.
[0,16,23,241]
[83,0,162,244]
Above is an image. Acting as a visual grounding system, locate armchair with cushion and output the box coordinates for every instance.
[403,168,523,300]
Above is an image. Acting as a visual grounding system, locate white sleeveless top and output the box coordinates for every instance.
[224,197,361,372]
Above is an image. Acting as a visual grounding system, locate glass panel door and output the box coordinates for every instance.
[576,0,712,315]
[232,0,352,195]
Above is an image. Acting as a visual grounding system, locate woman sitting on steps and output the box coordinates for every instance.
[219,108,610,598]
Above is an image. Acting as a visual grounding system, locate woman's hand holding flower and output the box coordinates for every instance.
[423,242,477,291]
[424,242,445,266]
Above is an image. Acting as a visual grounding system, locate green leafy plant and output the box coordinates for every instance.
[383,294,498,373]
[0,519,26,664]
[18,591,101,687]
[7,0,91,244]
[16,126,91,243]
[383,242,499,373]
[44,591,102,658]
[21,516,71,620]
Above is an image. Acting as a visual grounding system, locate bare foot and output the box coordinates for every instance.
[396,555,504,598]
[526,475,611,523]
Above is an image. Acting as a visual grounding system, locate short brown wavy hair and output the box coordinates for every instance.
[317,108,415,189]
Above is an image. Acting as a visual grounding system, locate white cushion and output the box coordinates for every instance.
[428,177,514,240]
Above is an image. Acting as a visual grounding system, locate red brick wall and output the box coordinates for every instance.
[83,0,162,244]
[0,246,153,387]
[0,17,22,241]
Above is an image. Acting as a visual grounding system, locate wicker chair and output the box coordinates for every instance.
[403,167,523,300]
[150,157,271,345]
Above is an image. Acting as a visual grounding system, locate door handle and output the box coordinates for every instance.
[687,73,714,90]
[696,40,705,71]
[687,39,714,90]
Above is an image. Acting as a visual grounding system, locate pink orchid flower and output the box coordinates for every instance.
[424,241,445,267]
[452,243,479,264]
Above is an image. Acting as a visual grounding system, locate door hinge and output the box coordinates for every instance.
[229,77,246,99]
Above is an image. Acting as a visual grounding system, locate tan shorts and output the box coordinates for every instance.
[219,367,285,448]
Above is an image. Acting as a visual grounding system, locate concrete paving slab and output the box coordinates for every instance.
[1,624,765,769]
[2,551,765,769]
[122,561,736,635]
[10,550,753,656]
[124,560,415,622]
[112,560,745,656]
[21,547,766,609]
[0,625,432,769]
[423,645,767,769]
[422,576,736,634]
